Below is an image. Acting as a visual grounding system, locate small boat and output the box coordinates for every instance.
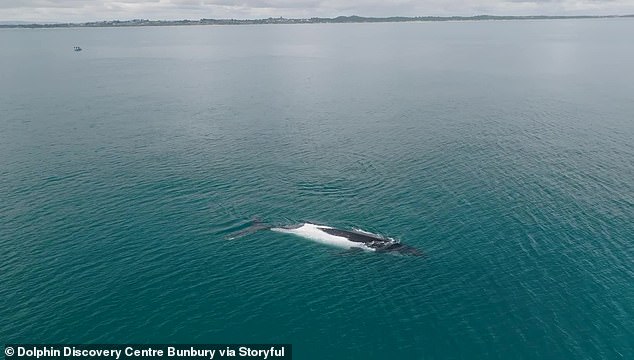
[74,46,82,52]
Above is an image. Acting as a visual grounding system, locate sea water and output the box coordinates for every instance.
[1,19,633,359]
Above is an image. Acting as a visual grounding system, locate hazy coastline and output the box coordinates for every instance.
[2,14,633,28]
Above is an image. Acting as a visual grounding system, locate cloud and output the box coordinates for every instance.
[0,0,633,22]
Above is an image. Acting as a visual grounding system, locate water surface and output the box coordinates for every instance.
[1,19,633,359]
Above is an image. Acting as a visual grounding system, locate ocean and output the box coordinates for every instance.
[1,19,633,359]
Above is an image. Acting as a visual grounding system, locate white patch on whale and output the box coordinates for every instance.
[271,223,375,251]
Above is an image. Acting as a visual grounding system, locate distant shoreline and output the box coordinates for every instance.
[2,14,634,29]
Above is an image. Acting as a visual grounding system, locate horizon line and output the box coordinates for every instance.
[2,14,633,27]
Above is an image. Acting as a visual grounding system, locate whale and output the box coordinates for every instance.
[271,223,422,255]
[271,222,423,256]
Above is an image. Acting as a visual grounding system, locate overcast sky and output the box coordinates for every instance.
[2,0,634,23]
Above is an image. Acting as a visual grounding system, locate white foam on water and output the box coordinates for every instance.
[272,223,374,251]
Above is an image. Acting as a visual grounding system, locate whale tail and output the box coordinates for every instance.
[224,217,271,240]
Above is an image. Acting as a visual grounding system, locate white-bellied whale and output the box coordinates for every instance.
[228,220,422,256]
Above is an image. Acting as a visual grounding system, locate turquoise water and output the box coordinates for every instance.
[1,20,633,359]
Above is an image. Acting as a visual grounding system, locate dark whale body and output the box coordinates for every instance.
[320,228,423,256]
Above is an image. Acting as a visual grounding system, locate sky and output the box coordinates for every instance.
[1,0,634,23]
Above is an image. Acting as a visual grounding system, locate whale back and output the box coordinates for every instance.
[320,228,389,244]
